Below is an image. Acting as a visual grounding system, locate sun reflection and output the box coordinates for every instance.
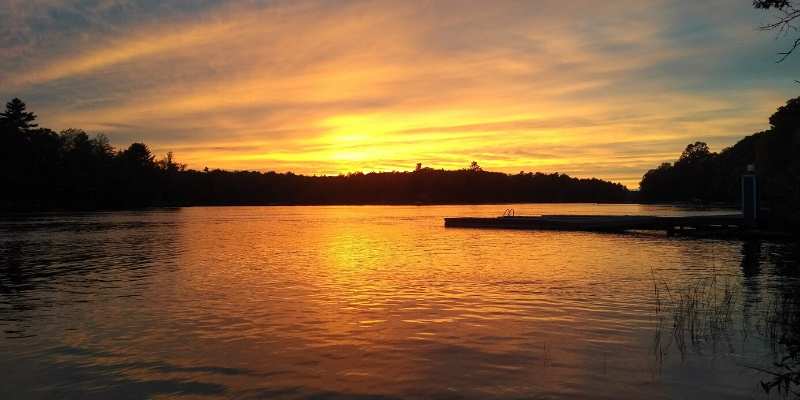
[2,205,753,397]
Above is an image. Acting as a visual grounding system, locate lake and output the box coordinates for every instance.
[0,204,797,399]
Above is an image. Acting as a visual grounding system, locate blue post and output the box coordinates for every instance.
[741,164,757,228]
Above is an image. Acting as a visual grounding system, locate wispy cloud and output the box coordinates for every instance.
[0,0,797,187]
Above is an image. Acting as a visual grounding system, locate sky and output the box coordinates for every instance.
[1,0,798,187]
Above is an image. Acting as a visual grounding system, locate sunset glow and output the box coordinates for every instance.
[1,0,798,186]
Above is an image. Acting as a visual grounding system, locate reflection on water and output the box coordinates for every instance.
[0,204,797,399]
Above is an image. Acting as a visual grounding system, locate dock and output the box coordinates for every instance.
[444,214,749,236]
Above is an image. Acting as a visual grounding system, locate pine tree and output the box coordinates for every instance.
[0,98,38,131]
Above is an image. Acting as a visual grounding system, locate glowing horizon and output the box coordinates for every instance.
[1,0,798,187]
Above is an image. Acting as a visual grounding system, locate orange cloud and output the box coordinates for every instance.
[2,0,797,187]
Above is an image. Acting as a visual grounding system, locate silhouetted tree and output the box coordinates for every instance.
[158,151,186,173]
[0,99,51,209]
[0,98,38,131]
[770,96,800,130]
[120,143,154,168]
[678,142,712,164]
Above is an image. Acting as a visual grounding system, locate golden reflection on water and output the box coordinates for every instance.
[0,205,783,399]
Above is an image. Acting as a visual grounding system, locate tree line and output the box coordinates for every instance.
[639,96,800,229]
[0,98,631,211]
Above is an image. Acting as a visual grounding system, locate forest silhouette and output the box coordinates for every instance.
[2,96,798,227]
[0,98,630,210]
[639,96,800,229]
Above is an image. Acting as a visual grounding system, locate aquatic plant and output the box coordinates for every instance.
[652,268,800,398]
[651,268,738,356]
[753,284,800,397]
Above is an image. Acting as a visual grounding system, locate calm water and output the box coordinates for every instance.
[0,204,797,399]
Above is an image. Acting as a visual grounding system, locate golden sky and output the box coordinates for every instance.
[1,0,798,187]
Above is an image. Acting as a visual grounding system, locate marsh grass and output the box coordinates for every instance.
[752,285,800,397]
[651,268,800,398]
[651,268,738,358]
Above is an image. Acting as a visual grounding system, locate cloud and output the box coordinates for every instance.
[0,0,797,187]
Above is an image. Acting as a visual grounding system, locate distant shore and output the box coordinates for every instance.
[0,199,741,213]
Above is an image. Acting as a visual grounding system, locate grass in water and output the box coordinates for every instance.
[651,268,738,357]
[754,285,800,397]
[652,268,800,398]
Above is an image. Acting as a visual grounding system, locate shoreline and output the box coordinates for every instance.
[0,200,740,214]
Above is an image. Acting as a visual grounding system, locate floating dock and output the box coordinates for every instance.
[444,214,748,236]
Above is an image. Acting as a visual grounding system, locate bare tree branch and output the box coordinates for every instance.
[777,37,800,62]
[756,0,800,62]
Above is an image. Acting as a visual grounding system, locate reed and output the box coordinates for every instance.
[754,284,800,397]
[651,268,738,356]
[652,269,800,398]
